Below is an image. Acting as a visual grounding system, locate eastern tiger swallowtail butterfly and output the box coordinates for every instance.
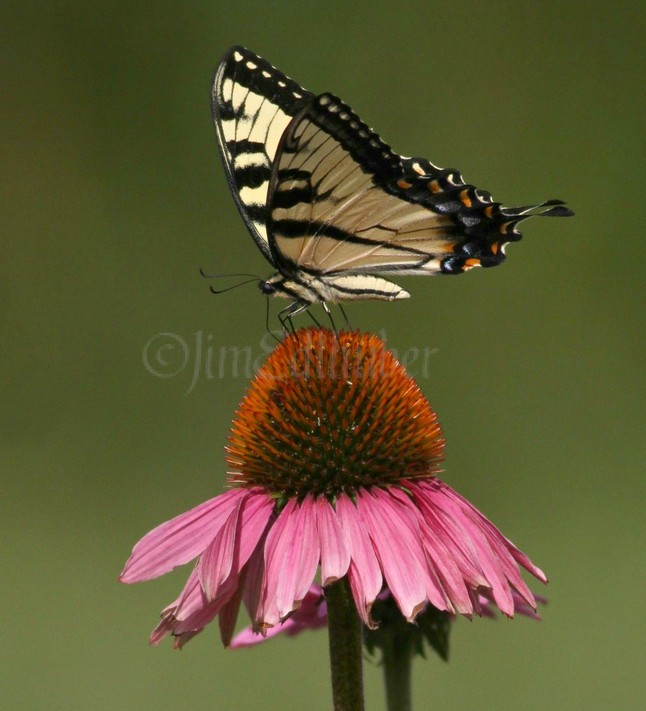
[211,46,573,318]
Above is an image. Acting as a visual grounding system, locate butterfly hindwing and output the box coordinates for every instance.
[211,46,314,263]
[267,94,572,280]
[268,94,486,278]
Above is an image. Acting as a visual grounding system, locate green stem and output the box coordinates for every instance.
[382,633,412,711]
[326,578,365,711]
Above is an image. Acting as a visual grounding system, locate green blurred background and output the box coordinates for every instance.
[2,2,644,709]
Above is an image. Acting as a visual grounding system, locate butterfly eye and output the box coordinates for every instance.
[259,281,277,295]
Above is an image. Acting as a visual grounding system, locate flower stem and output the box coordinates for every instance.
[326,578,365,711]
[382,633,412,711]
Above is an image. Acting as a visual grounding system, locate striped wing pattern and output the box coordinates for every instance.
[269,93,571,279]
[212,46,313,263]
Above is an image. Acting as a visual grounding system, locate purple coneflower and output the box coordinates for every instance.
[120,328,545,650]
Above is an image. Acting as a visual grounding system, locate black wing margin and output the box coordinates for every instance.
[211,46,314,263]
[392,157,574,274]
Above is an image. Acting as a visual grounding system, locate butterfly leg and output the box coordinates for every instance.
[338,303,351,331]
[265,298,282,343]
[321,302,339,334]
[278,300,310,335]
[306,310,322,328]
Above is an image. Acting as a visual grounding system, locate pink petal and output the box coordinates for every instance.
[235,492,275,565]
[262,496,320,622]
[408,482,487,588]
[230,585,326,648]
[149,567,204,646]
[441,484,546,583]
[198,490,274,604]
[357,488,428,622]
[242,528,270,628]
[436,482,545,611]
[229,623,285,649]
[120,488,249,583]
[171,575,240,641]
[285,496,321,608]
[419,523,473,615]
[218,572,246,646]
[162,566,202,620]
[430,485,517,615]
[199,497,243,600]
[388,488,467,614]
[314,497,351,586]
[335,494,383,625]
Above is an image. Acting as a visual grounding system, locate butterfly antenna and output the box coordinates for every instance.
[207,278,259,295]
[199,268,262,280]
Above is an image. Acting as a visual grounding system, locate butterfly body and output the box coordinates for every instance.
[212,46,572,308]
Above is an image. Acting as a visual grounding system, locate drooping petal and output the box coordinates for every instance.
[218,570,247,646]
[230,585,327,648]
[388,487,471,614]
[419,523,473,615]
[289,496,321,607]
[120,488,247,583]
[199,497,243,600]
[258,499,312,625]
[234,491,275,565]
[262,496,321,623]
[407,482,487,588]
[357,488,428,621]
[437,489,515,614]
[314,497,351,586]
[335,494,383,625]
[441,482,547,604]
[441,484,545,576]
[149,567,204,646]
[423,481,545,616]
[259,501,295,626]
[242,527,270,629]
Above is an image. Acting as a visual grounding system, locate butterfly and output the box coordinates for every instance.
[211,46,573,321]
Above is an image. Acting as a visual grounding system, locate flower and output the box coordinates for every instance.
[120,328,546,648]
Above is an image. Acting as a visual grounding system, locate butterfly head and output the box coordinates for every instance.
[259,273,284,296]
[259,272,325,304]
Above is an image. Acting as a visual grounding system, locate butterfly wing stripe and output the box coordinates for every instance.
[212,46,313,263]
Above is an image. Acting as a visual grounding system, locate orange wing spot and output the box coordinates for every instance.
[500,221,511,235]
[459,189,472,208]
[397,179,412,189]
[491,242,499,255]
[428,179,442,193]
[485,206,494,218]
[464,258,481,270]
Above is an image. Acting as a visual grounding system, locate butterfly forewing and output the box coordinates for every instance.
[212,46,313,263]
